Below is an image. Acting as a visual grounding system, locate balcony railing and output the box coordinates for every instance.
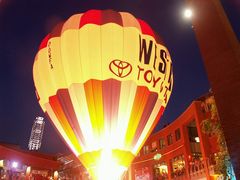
[188,159,216,179]
[171,168,186,179]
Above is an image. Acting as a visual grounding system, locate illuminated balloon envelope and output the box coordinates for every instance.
[33,9,173,179]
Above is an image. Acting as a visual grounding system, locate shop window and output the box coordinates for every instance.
[159,138,165,149]
[154,162,168,179]
[134,167,150,180]
[171,155,185,178]
[167,134,173,145]
[175,128,181,141]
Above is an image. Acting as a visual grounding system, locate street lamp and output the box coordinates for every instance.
[26,166,31,180]
[11,161,18,169]
[154,153,162,161]
[53,171,58,180]
[183,8,193,19]
[195,137,200,143]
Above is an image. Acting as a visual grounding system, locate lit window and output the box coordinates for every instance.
[175,128,181,141]
[171,155,185,177]
[167,134,173,145]
[143,145,149,155]
[159,138,165,149]
[151,141,157,152]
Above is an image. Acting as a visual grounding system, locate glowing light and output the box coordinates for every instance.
[184,8,193,19]
[0,160,3,167]
[159,165,168,173]
[12,161,18,168]
[53,171,58,179]
[153,153,162,160]
[195,137,200,143]
[96,148,127,180]
[26,166,31,176]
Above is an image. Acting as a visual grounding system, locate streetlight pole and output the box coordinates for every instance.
[185,0,240,178]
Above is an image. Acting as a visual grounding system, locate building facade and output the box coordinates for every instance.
[0,143,60,179]
[28,116,45,151]
[57,154,90,180]
[186,0,240,177]
[129,93,225,180]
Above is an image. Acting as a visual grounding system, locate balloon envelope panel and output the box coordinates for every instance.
[33,9,173,178]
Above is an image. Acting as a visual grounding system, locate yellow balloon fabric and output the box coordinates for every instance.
[33,9,173,179]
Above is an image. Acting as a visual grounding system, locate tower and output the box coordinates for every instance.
[28,116,45,150]
[186,0,240,177]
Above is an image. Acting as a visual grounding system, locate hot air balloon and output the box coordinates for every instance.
[33,9,173,179]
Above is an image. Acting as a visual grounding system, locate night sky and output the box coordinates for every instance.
[0,0,239,155]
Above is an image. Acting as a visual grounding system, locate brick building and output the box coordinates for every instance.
[0,143,60,179]
[129,93,230,180]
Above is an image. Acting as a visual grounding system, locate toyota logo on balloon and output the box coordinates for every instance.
[109,60,132,78]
